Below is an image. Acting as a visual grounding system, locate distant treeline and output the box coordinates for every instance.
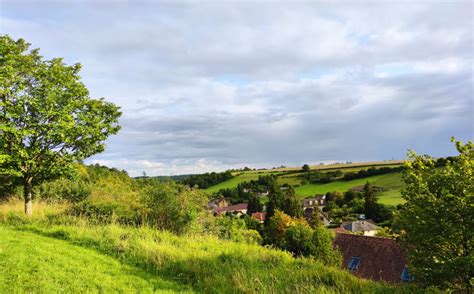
[341,166,403,181]
[182,171,234,189]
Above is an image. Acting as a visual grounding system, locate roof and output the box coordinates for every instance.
[215,203,248,215]
[251,212,266,221]
[341,220,379,232]
[333,233,407,284]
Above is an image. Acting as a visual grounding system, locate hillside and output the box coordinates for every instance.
[205,162,405,205]
[0,226,187,293]
[295,173,404,206]
[0,216,408,293]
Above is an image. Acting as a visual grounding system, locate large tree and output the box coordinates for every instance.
[0,35,121,215]
[396,139,473,291]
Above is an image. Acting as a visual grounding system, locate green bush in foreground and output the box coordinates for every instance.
[396,139,473,292]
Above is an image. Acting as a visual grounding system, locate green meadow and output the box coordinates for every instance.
[0,207,414,293]
[0,226,186,293]
[294,173,404,206]
[205,164,405,206]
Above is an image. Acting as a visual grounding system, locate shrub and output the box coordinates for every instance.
[140,181,209,234]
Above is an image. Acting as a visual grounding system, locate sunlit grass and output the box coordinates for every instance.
[0,207,414,293]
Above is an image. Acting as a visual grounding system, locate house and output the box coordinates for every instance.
[340,220,379,236]
[251,212,266,223]
[215,203,248,216]
[333,233,411,284]
[302,195,326,210]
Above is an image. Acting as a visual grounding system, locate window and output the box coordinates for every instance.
[348,257,361,271]
[401,266,412,282]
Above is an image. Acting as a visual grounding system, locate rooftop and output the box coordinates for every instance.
[333,233,407,284]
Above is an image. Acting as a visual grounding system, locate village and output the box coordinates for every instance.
[208,190,410,284]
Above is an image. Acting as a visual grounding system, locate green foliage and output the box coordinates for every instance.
[364,182,379,220]
[212,216,263,245]
[182,171,234,189]
[310,225,342,266]
[395,139,474,291]
[342,166,403,181]
[0,35,121,214]
[140,181,209,234]
[284,222,314,256]
[302,164,310,172]
[69,201,141,225]
[247,194,263,214]
[36,177,91,203]
[266,210,341,266]
[0,219,411,293]
[266,186,302,222]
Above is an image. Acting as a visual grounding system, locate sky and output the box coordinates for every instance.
[1,1,473,176]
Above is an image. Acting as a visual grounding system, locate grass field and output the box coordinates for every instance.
[0,215,410,293]
[0,226,187,293]
[294,173,404,206]
[260,160,405,173]
[206,162,405,205]
[206,161,405,193]
[205,171,268,192]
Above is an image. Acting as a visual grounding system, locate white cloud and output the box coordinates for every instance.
[1,1,472,175]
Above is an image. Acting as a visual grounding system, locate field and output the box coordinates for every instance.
[294,173,404,206]
[205,161,405,205]
[0,226,186,293]
[260,160,405,173]
[205,171,280,193]
[0,203,412,293]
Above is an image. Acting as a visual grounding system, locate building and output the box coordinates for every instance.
[251,212,266,223]
[215,203,248,216]
[333,233,411,284]
[340,220,379,236]
[302,195,326,210]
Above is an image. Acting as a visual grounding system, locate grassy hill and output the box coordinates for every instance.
[205,162,405,205]
[0,212,409,293]
[295,173,404,206]
[0,226,187,293]
[205,171,278,193]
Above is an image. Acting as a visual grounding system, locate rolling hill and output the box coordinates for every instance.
[205,161,405,205]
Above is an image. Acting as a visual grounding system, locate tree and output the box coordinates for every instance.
[0,35,121,215]
[247,194,263,215]
[363,182,379,220]
[311,224,341,266]
[395,139,473,291]
[302,164,310,172]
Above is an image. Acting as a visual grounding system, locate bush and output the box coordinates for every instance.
[37,178,92,203]
[284,222,314,256]
[69,201,141,225]
[140,181,209,234]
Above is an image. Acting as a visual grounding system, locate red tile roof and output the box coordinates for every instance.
[333,233,406,284]
[215,203,248,215]
[251,212,266,222]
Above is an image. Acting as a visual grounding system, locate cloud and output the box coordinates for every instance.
[1,1,472,175]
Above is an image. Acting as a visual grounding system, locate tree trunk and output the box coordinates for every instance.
[24,178,33,216]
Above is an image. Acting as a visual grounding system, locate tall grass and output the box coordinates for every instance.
[0,198,70,220]
[0,203,422,294]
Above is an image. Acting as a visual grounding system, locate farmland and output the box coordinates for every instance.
[294,173,404,206]
[205,162,405,205]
